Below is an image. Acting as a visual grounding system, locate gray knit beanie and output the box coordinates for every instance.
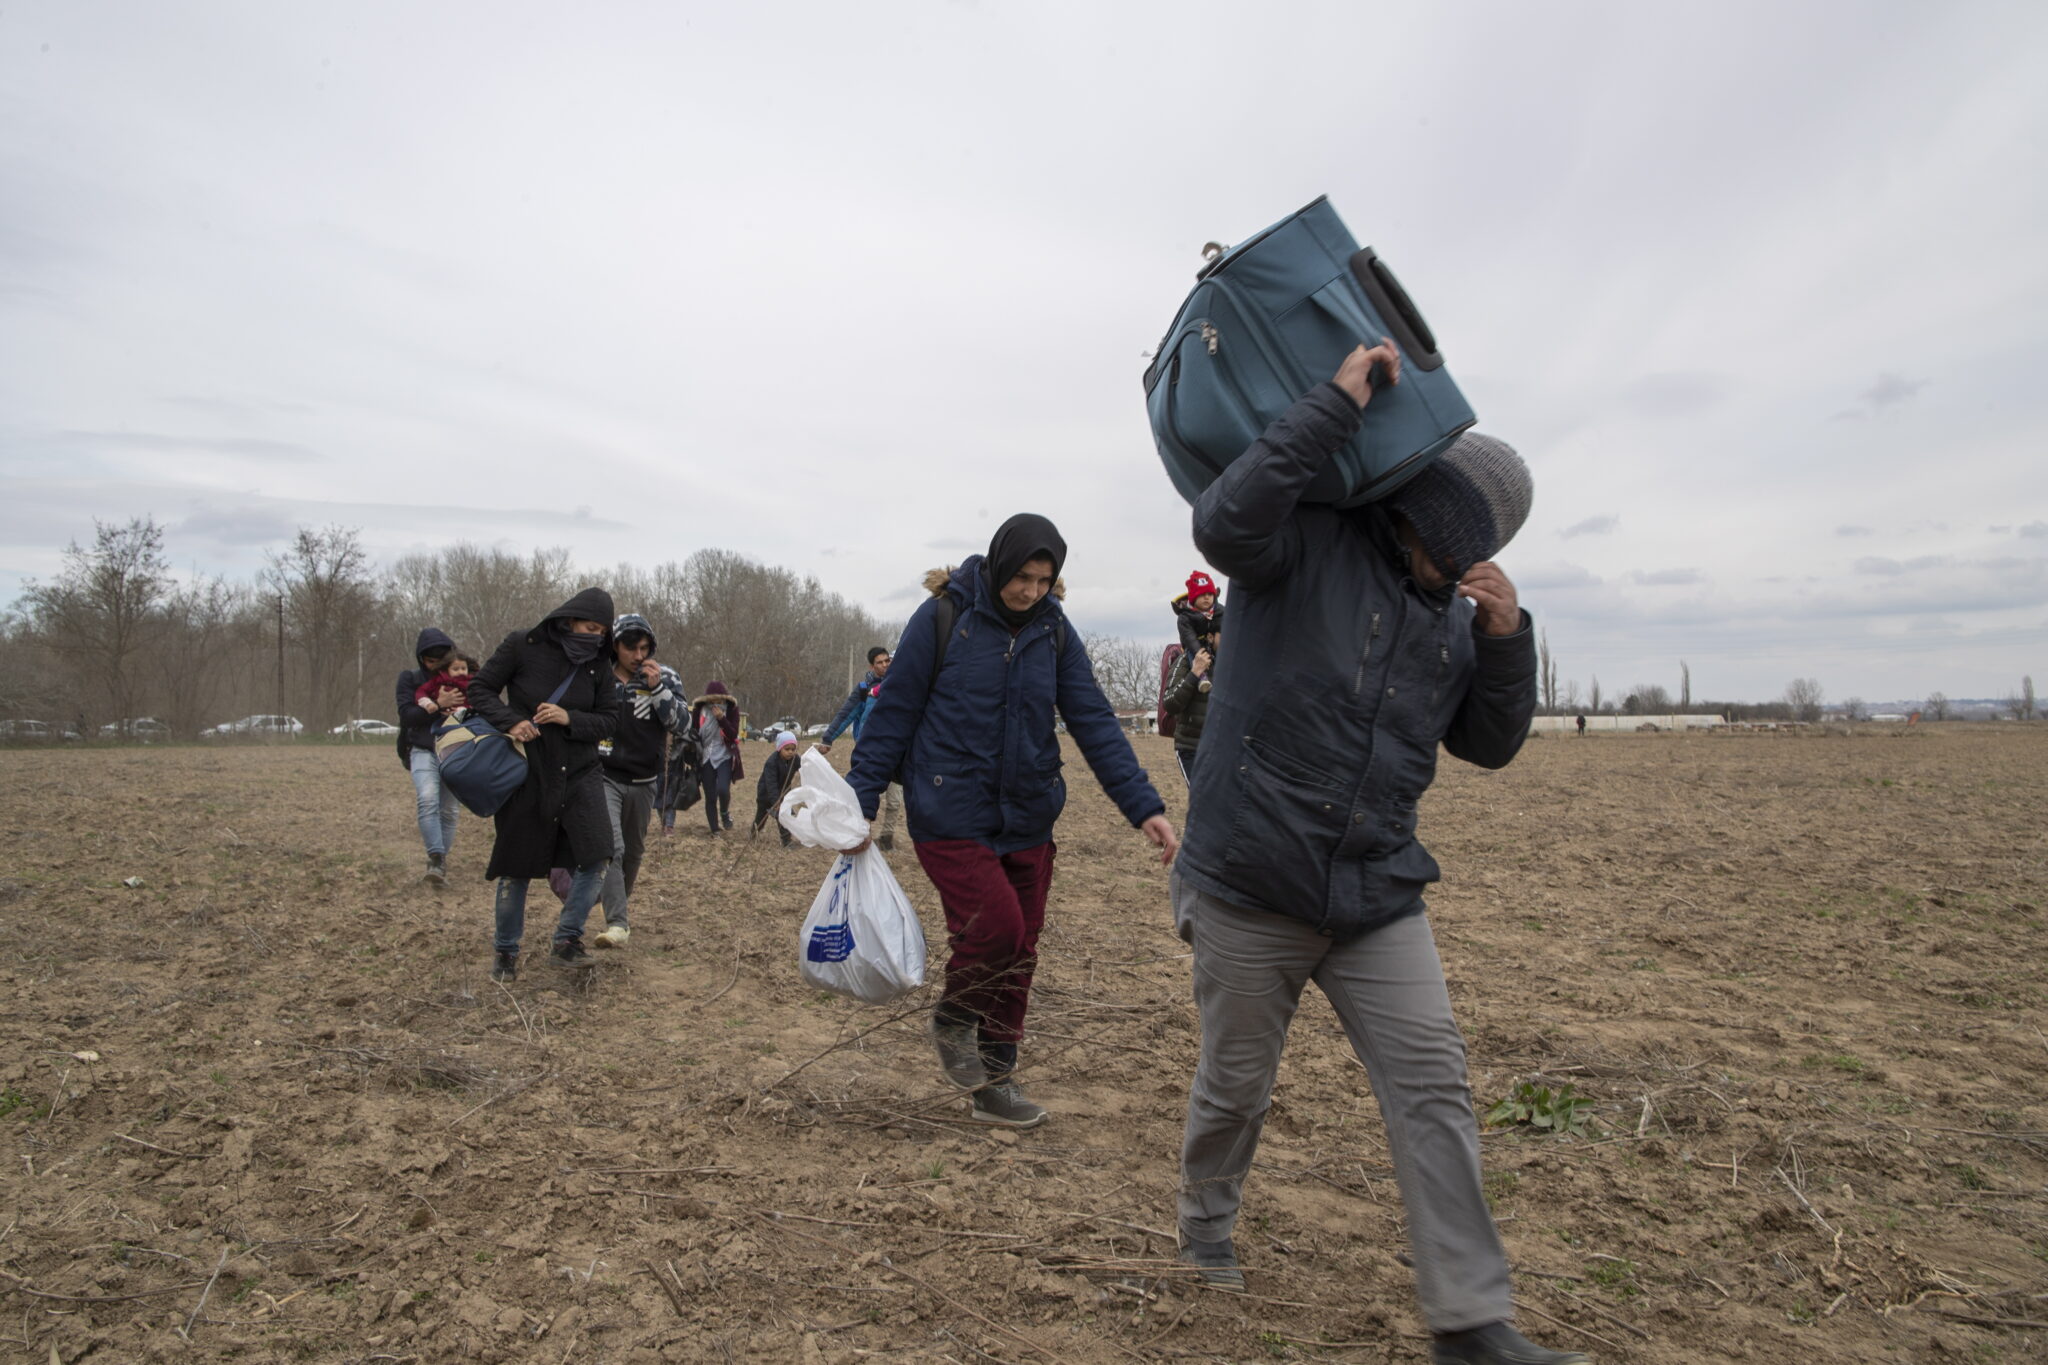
[1385,432,1531,577]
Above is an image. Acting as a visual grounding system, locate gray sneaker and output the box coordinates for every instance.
[931,1016,986,1091]
[970,1080,1047,1129]
[1179,1235,1245,1291]
[1432,1321,1589,1365]
[424,853,447,886]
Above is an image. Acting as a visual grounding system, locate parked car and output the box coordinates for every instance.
[764,715,801,740]
[331,718,400,736]
[203,714,305,739]
[803,723,828,737]
[100,717,172,742]
[0,719,59,742]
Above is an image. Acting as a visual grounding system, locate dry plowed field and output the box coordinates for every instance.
[2,726,2044,1364]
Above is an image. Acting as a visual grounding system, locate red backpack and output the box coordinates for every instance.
[1156,644,1185,739]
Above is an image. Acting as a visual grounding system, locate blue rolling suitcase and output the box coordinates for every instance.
[1143,196,1475,509]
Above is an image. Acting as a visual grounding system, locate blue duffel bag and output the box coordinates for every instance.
[1144,196,1475,509]
[432,716,530,817]
[431,672,575,818]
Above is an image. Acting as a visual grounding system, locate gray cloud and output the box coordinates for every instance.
[1559,515,1619,539]
[3,1,2045,702]
[2020,521,2048,539]
[1628,568,1704,587]
[60,430,320,461]
[1836,524,1874,537]
[1833,371,1930,420]
[1855,555,1952,576]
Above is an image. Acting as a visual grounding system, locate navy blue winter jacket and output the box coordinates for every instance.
[847,559,1165,854]
[1178,383,1537,940]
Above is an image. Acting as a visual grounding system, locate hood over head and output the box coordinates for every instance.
[414,626,455,670]
[539,587,615,663]
[612,612,657,653]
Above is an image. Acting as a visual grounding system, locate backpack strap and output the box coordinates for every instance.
[929,594,1064,675]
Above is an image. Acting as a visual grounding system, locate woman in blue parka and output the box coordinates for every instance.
[848,514,1178,1129]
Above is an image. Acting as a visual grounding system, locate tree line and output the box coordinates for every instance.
[0,518,900,738]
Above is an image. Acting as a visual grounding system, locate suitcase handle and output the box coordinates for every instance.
[1349,249,1445,373]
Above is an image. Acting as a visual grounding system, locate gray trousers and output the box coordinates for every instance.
[599,776,656,928]
[1174,874,1511,1332]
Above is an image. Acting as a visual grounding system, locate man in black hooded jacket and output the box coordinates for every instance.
[396,626,462,884]
[466,588,618,979]
[1172,344,1581,1365]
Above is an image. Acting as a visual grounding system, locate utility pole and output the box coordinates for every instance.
[354,638,364,742]
[275,593,286,724]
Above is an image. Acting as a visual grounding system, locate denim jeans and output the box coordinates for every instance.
[700,760,732,830]
[493,864,604,954]
[409,748,461,857]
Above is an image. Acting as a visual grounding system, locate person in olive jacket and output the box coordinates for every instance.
[846,514,1179,1131]
[465,587,619,980]
[1159,621,1217,786]
[1173,343,1581,1365]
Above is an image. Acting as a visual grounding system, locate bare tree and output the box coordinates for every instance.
[149,576,244,736]
[265,527,377,730]
[16,517,170,728]
[1588,674,1603,714]
[1924,691,1950,721]
[2026,675,2037,722]
[1840,696,1867,722]
[1785,677,1824,724]
[1560,679,1583,712]
[1679,659,1691,711]
[1081,633,1156,712]
[1624,683,1672,715]
[1537,630,1558,714]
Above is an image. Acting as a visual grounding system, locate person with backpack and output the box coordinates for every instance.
[817,646,902,850]
[395,626,464,886]
[1160,621,1218,785]
[689,681,744,834]
[593,613,686,947]
[846,514,1179,1129]
[1170,344,1583,1365]
[465,588,619,981]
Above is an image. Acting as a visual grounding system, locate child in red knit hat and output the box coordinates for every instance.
[1171,570,1223,658]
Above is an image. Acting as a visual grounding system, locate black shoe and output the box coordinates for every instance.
[875,832,894,852]
[722,816,734,830]
[1432,1321,1589,1365]
[424,853,447,886]
[489,951,518,982]
[969,1080,1048,1129]
[1178,1235,1245,1291]
[550,938,593,968]
[930,1015,987,1091]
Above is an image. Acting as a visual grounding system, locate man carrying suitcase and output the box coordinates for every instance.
[1172,341,1586,1365]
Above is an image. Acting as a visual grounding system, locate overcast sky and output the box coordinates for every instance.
[4,0,2044,704]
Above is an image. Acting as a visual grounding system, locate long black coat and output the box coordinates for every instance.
[466,588,619,881]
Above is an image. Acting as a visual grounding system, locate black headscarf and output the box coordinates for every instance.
[981,513,1067,628]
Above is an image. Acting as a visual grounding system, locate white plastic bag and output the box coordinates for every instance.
[780,749,926,1003]
[778,748,872,851]
[797,847,927,1003]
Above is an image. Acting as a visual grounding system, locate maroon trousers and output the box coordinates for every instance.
[913,839,1057,1044]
